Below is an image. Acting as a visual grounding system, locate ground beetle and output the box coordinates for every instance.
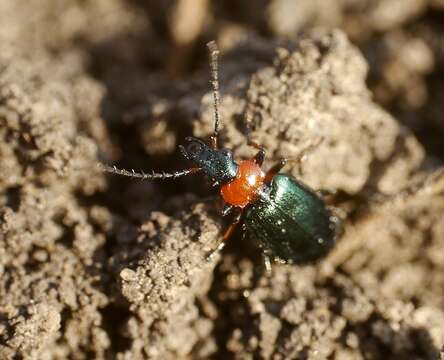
[100,41,341,270]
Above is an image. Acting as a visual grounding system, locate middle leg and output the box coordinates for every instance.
[264,137,324,183]
[245,115,266,166]
[206,207,243,261]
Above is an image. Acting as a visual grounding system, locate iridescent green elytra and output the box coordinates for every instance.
[244,174,339,264]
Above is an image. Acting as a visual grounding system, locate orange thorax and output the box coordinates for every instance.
[220,160,265,208]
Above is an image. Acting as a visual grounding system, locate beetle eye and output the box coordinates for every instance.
[220,149,232,158]
[187,142,202,154]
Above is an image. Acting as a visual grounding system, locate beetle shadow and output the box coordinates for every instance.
[352,318,439,359]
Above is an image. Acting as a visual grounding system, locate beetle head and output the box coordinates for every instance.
[179,137,238,184]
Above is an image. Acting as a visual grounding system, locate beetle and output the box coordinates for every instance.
[100,41,340,270]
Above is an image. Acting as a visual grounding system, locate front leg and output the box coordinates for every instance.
[248,140,266,167]
[206,207,243,261]
[253,147,266,167]
[244,122,266,166]
[221,204,234,217]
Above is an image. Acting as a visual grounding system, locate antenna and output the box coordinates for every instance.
[99,41,224,182]
[207,41,221,149]
[98,163,201,180]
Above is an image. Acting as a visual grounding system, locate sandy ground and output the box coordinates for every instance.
[0,1,444,359]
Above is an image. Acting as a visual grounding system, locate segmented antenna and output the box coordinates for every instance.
[98,163,200,180]
[207,41,221,148]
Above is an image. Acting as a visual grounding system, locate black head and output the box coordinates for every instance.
[179,137,238,184]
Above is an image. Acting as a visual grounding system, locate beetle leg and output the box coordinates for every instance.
[262,253,272,275]
[327,207,346,236]
[206,208,242,261]
[252,146,266,167]
[263,138,324,183]
[245,113,266,166]
[316,188,338,205]
[207,241,226,261]
[221,204,233,216]
[317,188,337,197]
[245,136,267,166]
[294,137,324,176]
[264,159,288,183]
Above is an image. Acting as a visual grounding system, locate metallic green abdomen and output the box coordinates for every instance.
[244,174,338,264]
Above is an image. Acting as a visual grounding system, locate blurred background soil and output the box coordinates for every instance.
[0,1,444,359]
